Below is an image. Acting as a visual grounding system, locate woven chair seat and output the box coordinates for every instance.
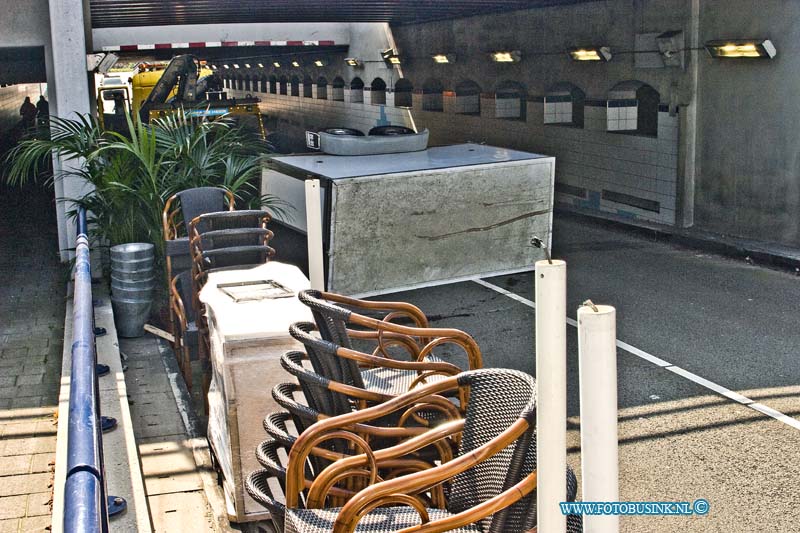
[284,506,481,533]
[360,364,449,396]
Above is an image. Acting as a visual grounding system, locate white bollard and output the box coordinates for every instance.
[304,179,325,290]
[536,259,567,533]
[577,304,619,533]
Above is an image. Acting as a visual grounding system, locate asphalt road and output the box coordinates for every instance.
[369,212,800,532]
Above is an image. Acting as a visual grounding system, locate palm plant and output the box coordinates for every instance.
[4,111,288,253]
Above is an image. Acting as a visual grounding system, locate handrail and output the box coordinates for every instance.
[63,208,108,532]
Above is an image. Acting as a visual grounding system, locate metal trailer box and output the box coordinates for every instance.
[263,143,555,296]
[199,262,313,523]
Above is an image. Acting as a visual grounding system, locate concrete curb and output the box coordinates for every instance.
[52,283,153,533]
[557,207,800,272]
[155,339,240,533]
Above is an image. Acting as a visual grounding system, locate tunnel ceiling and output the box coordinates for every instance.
[90,0,593,28]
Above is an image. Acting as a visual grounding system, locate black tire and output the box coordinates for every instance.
[368,125,415,136]
[320,127,365,136]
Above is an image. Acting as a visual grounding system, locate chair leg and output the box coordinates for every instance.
[182,343,193,392]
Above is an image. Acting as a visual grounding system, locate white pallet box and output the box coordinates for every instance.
[200,262,313,523]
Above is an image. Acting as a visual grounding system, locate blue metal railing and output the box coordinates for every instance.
[63,208,114,532]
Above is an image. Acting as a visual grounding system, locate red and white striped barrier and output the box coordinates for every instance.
[101,40,337,52]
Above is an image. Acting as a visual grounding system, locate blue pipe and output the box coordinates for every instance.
[64,208,108,533]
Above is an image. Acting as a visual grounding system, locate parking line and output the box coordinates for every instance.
[473,278,800,431]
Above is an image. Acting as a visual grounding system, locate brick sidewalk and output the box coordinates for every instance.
[0,187,65,533]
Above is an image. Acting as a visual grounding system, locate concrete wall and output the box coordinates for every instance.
[695,0,800,244]
[0,0,50,48]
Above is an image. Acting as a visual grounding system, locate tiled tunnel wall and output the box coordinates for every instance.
[231,78,679,226]
[231,83,414,146]
[0,83,45,137]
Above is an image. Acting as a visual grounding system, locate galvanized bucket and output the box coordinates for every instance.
[110,242,155,338]
[111,270,156,284]
[111,257,154,273]
[110,242,154,261]
[111,296,152,338]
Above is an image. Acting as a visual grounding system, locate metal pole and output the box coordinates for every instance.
[304,178,325,290]
[577,304,620,533]
[536,259,567,532]
[65,210,105,532]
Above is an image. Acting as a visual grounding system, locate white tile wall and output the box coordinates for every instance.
[607,104,638,131]
[236,85,679,227]
[412,101,679,226]
[233,87,413,141]
[454,94,480,114]
[495,97,521,119]
[422,93,443,112]
[544,100,573,124]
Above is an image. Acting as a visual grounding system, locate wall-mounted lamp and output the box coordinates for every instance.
[705,39,776,58]
[291,60,301,67]
[257,63,264,68]
[223,64,230,69]
[490,50,521,63]
[272,61,281,68]
[569,47,612,62]
[211,65,218,70]
[432,54,456,64]
[313,59,328,67]
[233,64,240,69]
[244,63,251,68]
[381,48,401,66]
[344,57,362,67]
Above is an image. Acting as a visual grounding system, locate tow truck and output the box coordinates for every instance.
[97,54,265,138]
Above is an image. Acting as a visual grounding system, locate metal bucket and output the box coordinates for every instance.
[110,242,156,338]
[112,287,153,302]
[111,296,152,338]
[111,271,156,286]
[110,243,155,261]
[111,257,154,273]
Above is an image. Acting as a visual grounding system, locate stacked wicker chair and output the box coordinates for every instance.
[162,189,278,392]
[251,368,582,532]
[163,187,235,389]
[187,209,277,397]
[246,291,582,532]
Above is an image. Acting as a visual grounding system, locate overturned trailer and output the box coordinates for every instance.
[263,141,555,296]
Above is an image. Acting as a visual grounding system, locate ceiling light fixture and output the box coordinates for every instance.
[490,50,521,63]
[432,54,455,64]
[705,39,776,58]
[381,48,401,66]
[569,46,612,62]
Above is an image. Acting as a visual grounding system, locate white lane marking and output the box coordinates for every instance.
[473,278,800,430]
[666,366,753,404]
[749,403,800,430]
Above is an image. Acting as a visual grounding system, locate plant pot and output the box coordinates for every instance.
[111,285,154,301]
[111,296,152,338]
[111,257,154,273]
[111,272,156,286]
[110,242,155,261]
